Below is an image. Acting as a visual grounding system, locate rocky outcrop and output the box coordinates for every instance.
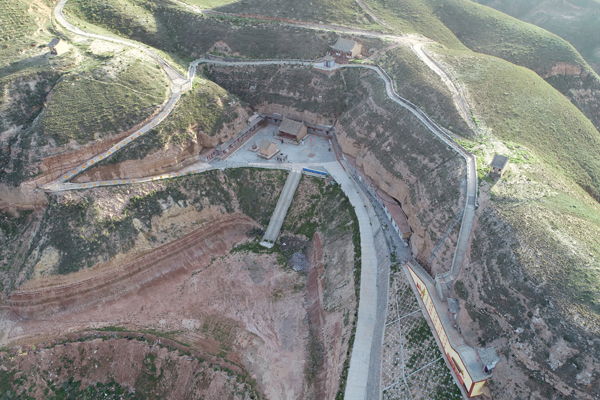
[0,184,47,212]
[542,62,590,79]
[70,105,250,182]
[256,103,336,126]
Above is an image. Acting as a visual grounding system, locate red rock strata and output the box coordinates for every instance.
[7,214,257,317]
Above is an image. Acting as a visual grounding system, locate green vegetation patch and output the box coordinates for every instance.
[425,0,588,75]
[475,0,600,73]
[0,0,41,68]
[37,58,167,145]
[368,0,465,47]
[216,0,385,31]
[65,0,371,61]
[379,45,471,135]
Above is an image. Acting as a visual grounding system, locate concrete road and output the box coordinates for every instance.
[323,161,380,400]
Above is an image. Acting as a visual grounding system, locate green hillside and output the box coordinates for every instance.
[474,0,600,73]
[104,76,240,164]
[379,45,472,135]
[424,0,589,75]
[37,58,168,145]
[64,0,384,61]
[440,48,600,200]
[215,0,384,31]
[0,0,44,68]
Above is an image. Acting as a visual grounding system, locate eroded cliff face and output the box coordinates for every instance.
[208,65,466,271]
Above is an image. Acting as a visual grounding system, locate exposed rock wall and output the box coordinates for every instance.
[71,105,250,182]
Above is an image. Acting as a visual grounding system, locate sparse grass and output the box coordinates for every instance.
[379,45,472,136]
[217,0,386,31]
[37,58,168,145]
[0,0,43,67]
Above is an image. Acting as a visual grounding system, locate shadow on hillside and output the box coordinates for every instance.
[0,53,51,79]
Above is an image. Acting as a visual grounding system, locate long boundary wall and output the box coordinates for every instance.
[405,261,490,398]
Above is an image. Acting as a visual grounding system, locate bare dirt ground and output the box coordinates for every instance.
[2,198,357,400]
[0,333,258,399]
[2,215,307,398]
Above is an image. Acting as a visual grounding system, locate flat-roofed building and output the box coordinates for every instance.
[47,39,69,56]
[331,38,362,59]
[278,118,307,141]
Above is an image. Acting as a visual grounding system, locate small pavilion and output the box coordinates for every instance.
[258,140,278,159]
[47,39,69,56]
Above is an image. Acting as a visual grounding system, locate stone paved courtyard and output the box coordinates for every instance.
[381,269,463,400]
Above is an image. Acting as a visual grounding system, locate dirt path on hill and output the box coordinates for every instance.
[410,41,480,133]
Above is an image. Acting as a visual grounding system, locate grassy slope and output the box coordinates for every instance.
[37,58,168,145]
[474,0,600,72]
[65,0,353,61]
[379,45,472,135]
[367,0,600,133]
[106,76,239,164]
[441,48,600,200]
[216,0,384,31]
[424,0,589,74]
[0,0,44,69]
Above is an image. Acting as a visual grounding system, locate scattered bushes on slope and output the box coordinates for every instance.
[25,168,284,276]
[65,0,361,61]
[105,77,240,164]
